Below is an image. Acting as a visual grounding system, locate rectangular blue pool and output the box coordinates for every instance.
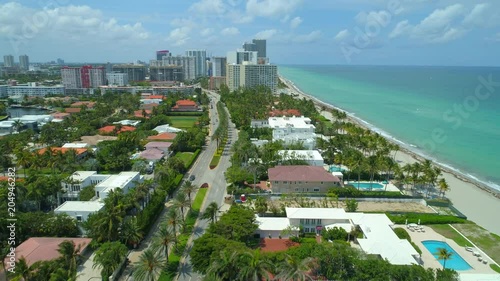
[422,240,472,271]
[348,182,384,189]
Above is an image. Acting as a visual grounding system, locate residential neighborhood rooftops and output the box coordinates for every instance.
[153,124,183,133]
[175,99,196,106]
[256,216,292,231]
[148,95,165,99]
[38,147,88,156]
[268,116,314,129]
[68,171,98,181]
[6,237,92,267]
[54,201,104,212]
[277,150,323,161]
[96,171,140,191]
[71,101,96,108]
[139,148,165,160]
[145,141,172,149]
[62,143,88,149]
[113,120,141,127]
[99,125,136,134]
[64,107,82,114]
[286,207,348,219]
[268,166,340,182]
[147,132,177,141]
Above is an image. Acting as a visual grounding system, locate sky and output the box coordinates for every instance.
[0,0,499,66]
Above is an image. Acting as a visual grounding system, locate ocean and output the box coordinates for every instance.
[279,65,500,191]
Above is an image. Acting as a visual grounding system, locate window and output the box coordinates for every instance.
[304,227,309,233]
[305,219,310,225]
[300,219,304,224]
[314,188,320,192]
[295,188,299,191]
[317,219,322,225]
[76,215,82,222]
[283,181,288,184]
[311,219,316,225]
[321,181,324,184]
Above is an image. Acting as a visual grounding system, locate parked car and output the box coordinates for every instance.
[189,175,195,181]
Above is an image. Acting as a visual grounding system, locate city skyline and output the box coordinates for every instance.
[0,1,499,66]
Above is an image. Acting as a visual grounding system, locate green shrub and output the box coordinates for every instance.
[490,264,500,273]
[394,227,412,241]
[387,213,466,225]
[209,155,221,169]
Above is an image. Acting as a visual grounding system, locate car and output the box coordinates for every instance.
[189,175,195,181]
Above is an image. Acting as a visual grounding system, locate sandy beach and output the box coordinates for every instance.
[279,76,500,235]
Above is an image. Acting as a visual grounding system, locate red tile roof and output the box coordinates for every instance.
[99,125,136,134]
[38,147,88,156]
[64,107,81,114]
[175,99,196,106]
[4,237,91,268]
[269,109,301,117]
[140,103,160,110]
[147,132,177,141]
[51,112,71,119]
[71,101,96,108]
[148,95,165,99]
[268,166,340,182]
[134,110,152,118]
[259,238,299,253]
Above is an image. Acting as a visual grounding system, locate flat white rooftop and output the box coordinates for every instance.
[255,217,291,231]
[55,201,104,212]
[96,172,140,192]
[268,116,314,129]
[62,143,88,148]
[278,150,323,161]
[286,207,348,220]
[70,171,98,182]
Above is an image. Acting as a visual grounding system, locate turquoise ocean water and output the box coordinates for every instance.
[279,65,500,191]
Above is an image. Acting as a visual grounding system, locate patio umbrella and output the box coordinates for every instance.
[418,219,421,225]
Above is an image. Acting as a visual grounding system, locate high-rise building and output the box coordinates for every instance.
[112,64,147,81]
[3,55,14,67]
[61,66,106,89]
[57,58,65,65]
[149,65,183,81]
[243,42,256,52]
[185,49,207,78]
[226,63,277,93]
[19,55,29,70]
[211,57,227,77]
[153,56,196,81]
[156,50,170,60]
[106,72,129,86]
[227,50,258,65]
[252,39,267,59]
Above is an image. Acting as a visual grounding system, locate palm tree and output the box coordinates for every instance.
[13,120,24,132]
[11,257,32,281]
[206,250,240,280]
[57,240,81,275]
[26,182,44,210]
[436,247,453,269]
[151,223,176,264]
[173,191,190,221]
[238,249,272,281]
[438,178,450,199]
[182,181,196,207]
[120,216,143,248]
[93,241,128,281]
[201,202,220,224]
[275,255,318,281]
[132,248,166,281]
[165,209,181,236]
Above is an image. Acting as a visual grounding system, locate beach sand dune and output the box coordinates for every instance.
[279,76,500,235]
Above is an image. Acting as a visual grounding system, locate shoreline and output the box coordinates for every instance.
[278,75,500,235]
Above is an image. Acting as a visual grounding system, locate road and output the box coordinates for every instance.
[118,90,236,281]
[176,90,238,281]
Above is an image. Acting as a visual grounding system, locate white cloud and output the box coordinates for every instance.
[463,3,500,28]
[292,30,322,43]
[167,27,191,46]
[189,0,226,14]
[485,32,500,42]
[388,4,467,43]
[221,27,240,36]
[0,2,149,42]
[255,29,278,39]
[200,28,214,37]
[334,29,350,42]
[290,17,302,29]
[246,0,302,18]
[355,10,391,27]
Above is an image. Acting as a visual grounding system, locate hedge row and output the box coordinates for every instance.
[330,186,415,199]
[394,227,422,255]
[387,213,466,225]
[185,149,201,170]
[166,112,203,116]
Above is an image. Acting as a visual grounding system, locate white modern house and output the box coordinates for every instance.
[277,150,324,166]
[62,143,89,149]
[59,171,143,203]
[152,124,184,133]
[54,201,104,222]
[256,208,420,266]
[268,116,317,149]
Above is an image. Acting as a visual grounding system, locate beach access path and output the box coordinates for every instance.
[280,77,500,236]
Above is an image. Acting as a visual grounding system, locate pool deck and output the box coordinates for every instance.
[398,224,497,274]
[346,181,400,192]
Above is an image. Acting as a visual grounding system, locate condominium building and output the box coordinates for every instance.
[156,50,170,60]
[226,63,278,93]
[3,55,14,67]
[185,49,207,77]
[227,50,258,65]
[0,85,7,98]
[211,56,227,77]
[252,39,267,59]
[112,64,147,81]
[149,65,183,81]
[7,83,65,97]
[19,55,29,70]
[153,56,196,81]
[106,72,129,86]
[61,66,106,89]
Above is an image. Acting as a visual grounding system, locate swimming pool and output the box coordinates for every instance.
[348,182,384,189]
[422,240,472,271]
[329,166,343,172]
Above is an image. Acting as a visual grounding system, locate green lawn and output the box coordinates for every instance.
[453,223,500,264]
[174,152,194,167]
[169,116,198,129]
[192,188,208,212]
[430,224,470,247]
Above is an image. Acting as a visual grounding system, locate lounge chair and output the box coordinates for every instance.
[478,257,483,262]
[465,246,473,252]
[483,260,488,264]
